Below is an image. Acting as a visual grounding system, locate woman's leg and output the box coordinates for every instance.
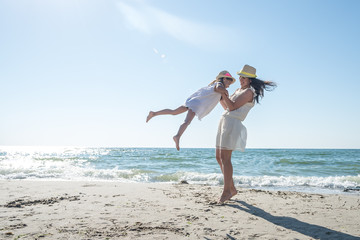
[146,106,188,122]
[173,109,196,151]
[219,149,237,203]
[216,148,224,173]
[216,148,237,199]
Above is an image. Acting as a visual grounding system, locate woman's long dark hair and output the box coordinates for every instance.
[250,78,277,103]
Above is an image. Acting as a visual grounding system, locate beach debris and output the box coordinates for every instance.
[57,222,190,238]
[180,180,189,184]
[6,223,27,230]
[3,195,80,208]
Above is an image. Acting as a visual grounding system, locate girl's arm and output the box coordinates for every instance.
[221,89,254,111]
[214,82,227,95]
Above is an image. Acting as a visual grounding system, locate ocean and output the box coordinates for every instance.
[1,147,359,194]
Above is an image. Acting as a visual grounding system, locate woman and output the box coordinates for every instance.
[216,64,276,203]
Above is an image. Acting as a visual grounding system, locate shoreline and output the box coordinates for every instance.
[1,180,360,239]
[2,178,359,196]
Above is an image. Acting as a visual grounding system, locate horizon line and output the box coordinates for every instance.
[0,146,359,150]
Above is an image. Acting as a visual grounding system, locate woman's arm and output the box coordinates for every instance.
[219,98,228,110]
[221,89,254,111]
[215,83,229,110]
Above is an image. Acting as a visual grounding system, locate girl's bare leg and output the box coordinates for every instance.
[146,106,188,122]
[218,149,236,203]
[216,148,237,199]
[173,109,195,151]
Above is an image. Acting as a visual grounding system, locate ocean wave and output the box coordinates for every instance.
[2,163,358,192]
[233,175,360,190]
[1,147,359,193]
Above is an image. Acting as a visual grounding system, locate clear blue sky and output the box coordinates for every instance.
[1,0,360,149]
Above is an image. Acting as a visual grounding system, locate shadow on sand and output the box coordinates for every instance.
[227,200,360,240]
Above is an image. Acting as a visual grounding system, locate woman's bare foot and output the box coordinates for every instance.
[173,136,180,151]
[146,111,155,123]
[230,187,238,199]
[219,191,232,204]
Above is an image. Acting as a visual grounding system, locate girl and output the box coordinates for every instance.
[146,70,236,151]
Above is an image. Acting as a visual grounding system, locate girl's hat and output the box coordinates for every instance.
[216,71,236,84]
[237,65,257,78]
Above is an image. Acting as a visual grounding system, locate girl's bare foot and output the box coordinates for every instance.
[146,111,155,123]
[173,136,180,151]
[219,191,232,204]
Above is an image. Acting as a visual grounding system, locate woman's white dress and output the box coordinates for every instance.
[185,82,222,120]
[216,87,256,152]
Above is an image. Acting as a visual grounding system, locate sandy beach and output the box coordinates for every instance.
[0,180,359,239]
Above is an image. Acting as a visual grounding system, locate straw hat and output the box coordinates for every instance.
[237,65,257,78]
[216,70,236,84]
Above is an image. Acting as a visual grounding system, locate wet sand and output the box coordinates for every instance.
[1,180,360,239]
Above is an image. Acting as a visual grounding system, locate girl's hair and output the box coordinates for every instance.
[208,78,224,86]
[250,78,277,103]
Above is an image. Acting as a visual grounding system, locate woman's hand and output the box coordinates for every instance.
[222,89,253,111]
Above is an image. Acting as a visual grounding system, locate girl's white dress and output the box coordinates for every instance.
[216,87,256,152]
[185,82,222,120]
